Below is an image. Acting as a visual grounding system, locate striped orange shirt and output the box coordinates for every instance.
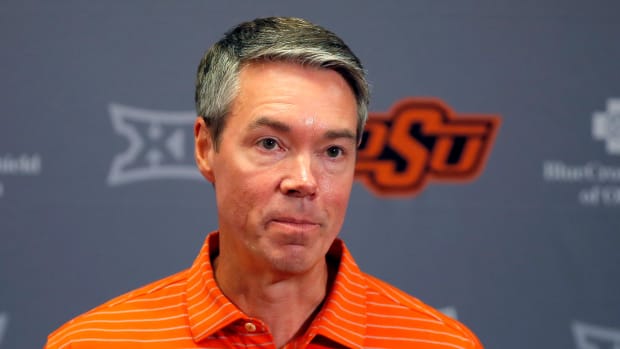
[46,232,483,349]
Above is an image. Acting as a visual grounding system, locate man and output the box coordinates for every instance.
[46,17,483,349]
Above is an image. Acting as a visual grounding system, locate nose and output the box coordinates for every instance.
[279,154,318,198]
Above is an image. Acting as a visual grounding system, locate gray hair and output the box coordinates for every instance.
[195,17,370,149]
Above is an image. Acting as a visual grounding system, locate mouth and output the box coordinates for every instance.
[269,216,321,231]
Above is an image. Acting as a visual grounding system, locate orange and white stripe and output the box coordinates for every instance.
[46,232,483,349]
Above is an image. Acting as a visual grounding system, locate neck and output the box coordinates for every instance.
[213,255,329,348]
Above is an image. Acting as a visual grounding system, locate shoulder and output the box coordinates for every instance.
[362,273,484,349]
[45,269,190,349]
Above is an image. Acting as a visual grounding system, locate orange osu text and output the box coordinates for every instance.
[355,98,501,197]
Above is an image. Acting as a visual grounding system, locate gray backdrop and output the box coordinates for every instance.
[1,1,619,348]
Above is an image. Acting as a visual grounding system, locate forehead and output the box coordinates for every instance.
[239,60,353,91]
[233,61,357,120]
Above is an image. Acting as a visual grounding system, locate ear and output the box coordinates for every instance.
[194,117,216,183]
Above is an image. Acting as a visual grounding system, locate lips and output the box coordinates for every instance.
[272,217,318,225]
[268,215,322,233]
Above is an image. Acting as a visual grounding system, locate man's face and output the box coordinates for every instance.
[195,61,358,275]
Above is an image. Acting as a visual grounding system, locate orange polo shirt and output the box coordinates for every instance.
[46,232,483,349]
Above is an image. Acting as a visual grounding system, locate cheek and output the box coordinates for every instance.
[215,165,273,219]
[321,173,354,215]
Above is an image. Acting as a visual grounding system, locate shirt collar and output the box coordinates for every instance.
[186,232,245,342]
[309,239,367,348]
[185,232,368,348]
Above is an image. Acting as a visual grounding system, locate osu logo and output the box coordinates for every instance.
[355,98,500,196]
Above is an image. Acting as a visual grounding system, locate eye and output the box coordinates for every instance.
[326,146,344,158]
[258,137,279,150]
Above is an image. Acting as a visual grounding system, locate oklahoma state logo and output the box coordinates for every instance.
[355,98,500,197]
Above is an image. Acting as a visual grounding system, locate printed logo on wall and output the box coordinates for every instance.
[543,98,620,207]
[0,153,42,199]
[356,98,500,196]
[593,99,620,155]
[0,312,8,348]
[108,99,501,197]
[107,103,202,186]
[573,321,620,349]
[438,306,458,320]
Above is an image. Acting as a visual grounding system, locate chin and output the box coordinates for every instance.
[267,252,317,275]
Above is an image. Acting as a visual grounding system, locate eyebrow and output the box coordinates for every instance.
[324,129,356,142]
[248,116,356,142]
[248,117,290,133]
